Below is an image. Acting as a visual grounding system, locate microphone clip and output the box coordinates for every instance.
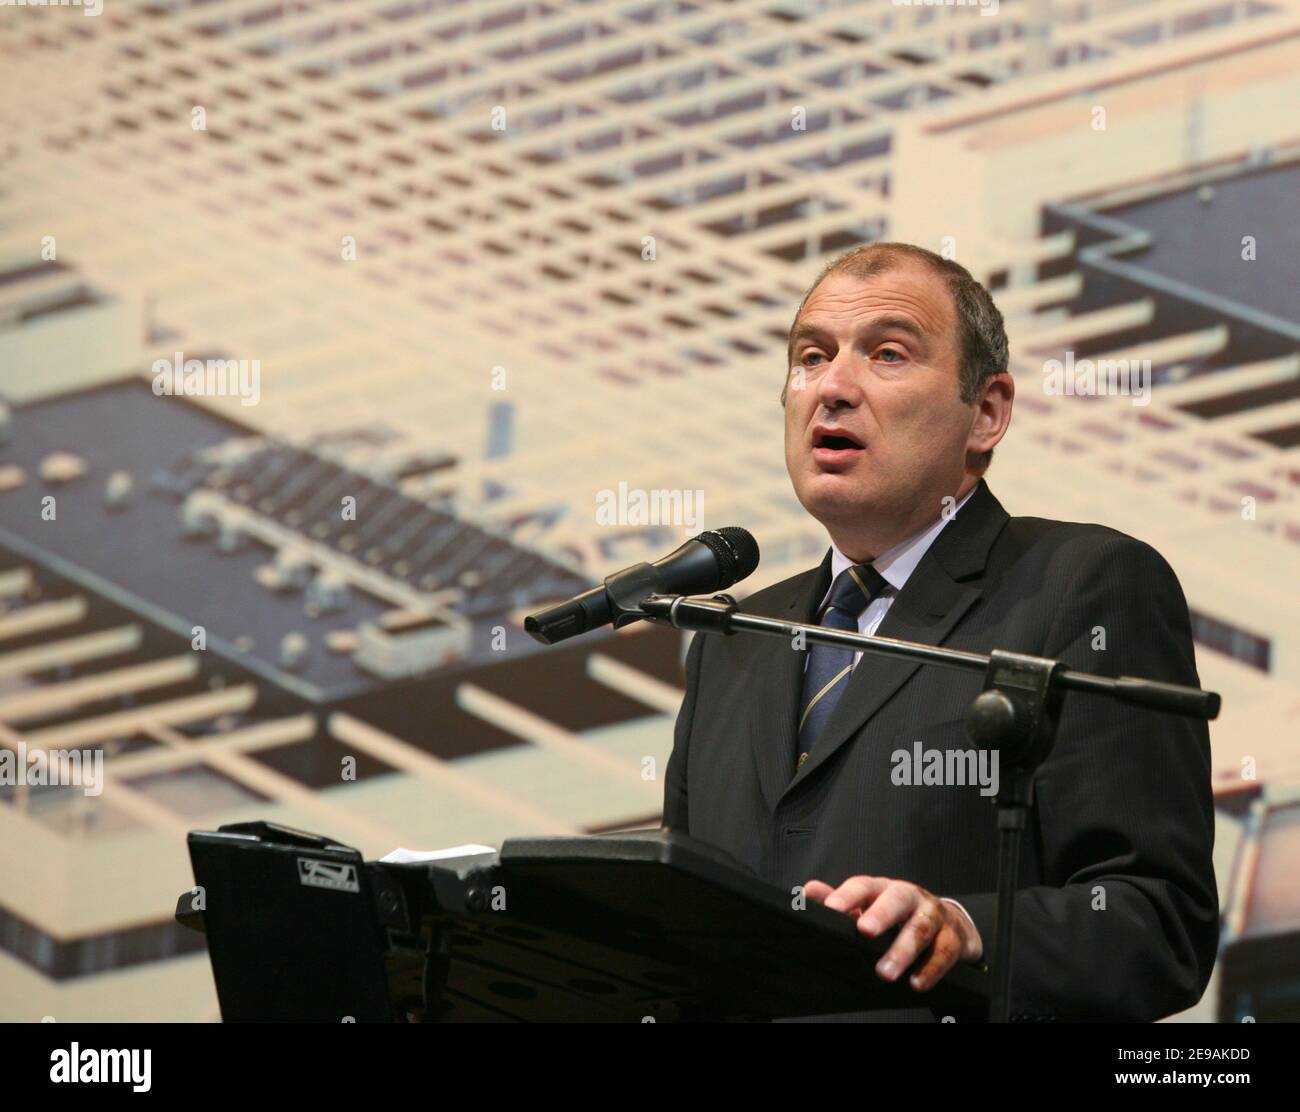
[603,562,662,629]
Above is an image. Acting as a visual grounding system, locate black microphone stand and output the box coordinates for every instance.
[625,592,1220,1024]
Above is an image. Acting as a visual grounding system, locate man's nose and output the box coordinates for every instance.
[815,352,861,408]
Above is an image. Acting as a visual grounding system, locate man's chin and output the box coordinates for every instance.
[797,476,883,524]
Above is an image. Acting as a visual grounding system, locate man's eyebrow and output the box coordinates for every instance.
[787,321,827,356]
[787,314,927,359]
[869,313,926,341]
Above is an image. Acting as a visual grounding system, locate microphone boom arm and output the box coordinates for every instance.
[639,593,1219,720]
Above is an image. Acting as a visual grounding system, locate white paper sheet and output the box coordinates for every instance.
[379,844,497,864]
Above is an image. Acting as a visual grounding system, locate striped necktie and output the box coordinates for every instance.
[795,563,890,770]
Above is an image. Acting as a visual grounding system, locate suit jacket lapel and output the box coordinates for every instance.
[747,550,832,815]
[779,480,1011,800]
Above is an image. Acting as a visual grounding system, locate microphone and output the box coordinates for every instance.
[524,527,759,645]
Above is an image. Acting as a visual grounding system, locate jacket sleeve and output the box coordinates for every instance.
[662,631,706,834]
[947,533,1219,1021]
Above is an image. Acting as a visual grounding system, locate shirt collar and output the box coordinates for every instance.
[826,485,976,597]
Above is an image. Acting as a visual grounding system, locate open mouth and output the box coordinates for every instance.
[812,426,865,453]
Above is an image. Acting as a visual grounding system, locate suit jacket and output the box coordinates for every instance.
[662,479,1218,1021]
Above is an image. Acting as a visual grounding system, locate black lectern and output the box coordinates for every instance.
[177,821,988,1022]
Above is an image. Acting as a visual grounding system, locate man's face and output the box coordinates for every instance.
[783,261,979,539]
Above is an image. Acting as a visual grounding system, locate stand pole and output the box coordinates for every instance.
[992,800,1027,1023]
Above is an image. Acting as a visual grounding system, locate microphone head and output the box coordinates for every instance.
[696,527,760,586]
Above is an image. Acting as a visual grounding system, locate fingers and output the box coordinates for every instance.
[803,879,837,904]
[863,887,937,981]
[905,923,965,992]
[821,875,890,914]
[854,880,918,937]
[805,876,969,991]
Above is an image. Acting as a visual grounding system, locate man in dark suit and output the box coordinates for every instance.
[662,242,1218,1021]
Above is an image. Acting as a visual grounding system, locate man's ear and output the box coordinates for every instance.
[969,372,1014,456]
